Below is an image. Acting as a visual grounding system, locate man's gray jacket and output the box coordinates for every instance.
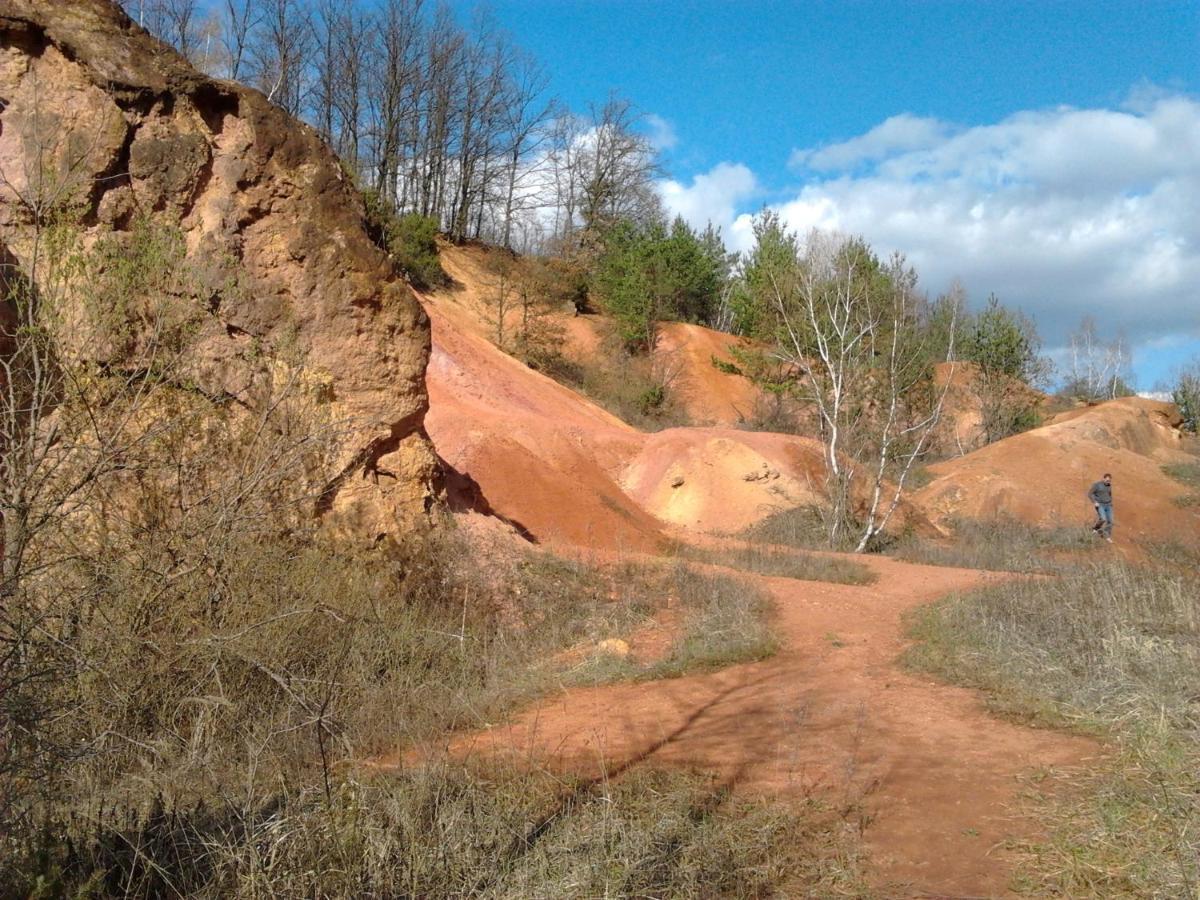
[1088,481,1113,505]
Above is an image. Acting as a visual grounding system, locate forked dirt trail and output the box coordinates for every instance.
[409,248,1173,895]
[444,555,1096,897]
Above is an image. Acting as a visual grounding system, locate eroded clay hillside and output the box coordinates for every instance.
[916,397,1199,542]
[417,242,843,548]
[429,240,770,424]
[422,241,1198,551]
[419,242,929,548]
[0,0,436,535]
[421,292,831,549]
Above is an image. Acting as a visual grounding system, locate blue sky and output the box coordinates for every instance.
[460,0,1200,388]
[475,1,1195,174]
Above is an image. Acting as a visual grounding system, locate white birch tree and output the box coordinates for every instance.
[766,229,957,551]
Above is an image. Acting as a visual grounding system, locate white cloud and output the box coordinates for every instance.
[791,113,952,172]
[644,114,679,151]
[657,162,758,236]
[727,93,1200,350]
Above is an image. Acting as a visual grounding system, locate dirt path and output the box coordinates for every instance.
[430,555,1096,897]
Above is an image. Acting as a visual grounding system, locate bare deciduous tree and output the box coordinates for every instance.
[218,0,260,80]
[578,97,661,237]
[767,230,958,551]
[496,53,554,250]
[1066,316,1132,400]
[447,13,510,241]
[248,0,311,115]
[129,0,651,247]
[122,0,202,62]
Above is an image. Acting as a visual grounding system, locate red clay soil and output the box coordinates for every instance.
[620,427,826,533]
[914,397,1199,545]
[420,290,838,547]
[408,555,1094,897]
[654,321,763,426]
[931,361,1051,456]
[422,296,665,551]
[430,241,771,427]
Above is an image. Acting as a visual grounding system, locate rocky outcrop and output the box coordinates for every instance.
[0,0,437,536]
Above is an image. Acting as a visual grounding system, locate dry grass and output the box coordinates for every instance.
[1143,538,1200,571]
[889,515,1101,573]
[905,560,1200,896]
[739,504,916,558]
[740,505,853,552]
[4,533,815,897]
[24,761,869,898]
[565,561,780,686]
[644,563,780,678]
[675,540,877,586]
[1163,461,1200,507]
[1164,462,1200,488]
[0,216,863,897]
[743,506,1103,575]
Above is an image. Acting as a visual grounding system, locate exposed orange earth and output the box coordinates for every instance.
[418,244,835,548]
[652,321,764,426]
[417,555,1095,897]
[431,240,767,426]
[411,241,1194,894]
[916,397,1199,544]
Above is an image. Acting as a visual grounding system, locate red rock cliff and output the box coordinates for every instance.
[0,0,438,536]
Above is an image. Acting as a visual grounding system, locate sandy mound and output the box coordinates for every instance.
[620,428,826,533]
[914,397,1198,543]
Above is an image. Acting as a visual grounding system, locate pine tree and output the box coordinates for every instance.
[963,294,1047,443]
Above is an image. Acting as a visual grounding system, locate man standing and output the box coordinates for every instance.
[1089,473,1114,542]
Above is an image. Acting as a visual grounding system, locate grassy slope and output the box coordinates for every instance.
[11,531,874,897]
[905,559,1200,896]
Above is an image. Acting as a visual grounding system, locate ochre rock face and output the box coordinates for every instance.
[0,0,438,537]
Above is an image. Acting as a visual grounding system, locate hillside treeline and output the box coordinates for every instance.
[124,0,1159,422]
[123,0,662,252]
